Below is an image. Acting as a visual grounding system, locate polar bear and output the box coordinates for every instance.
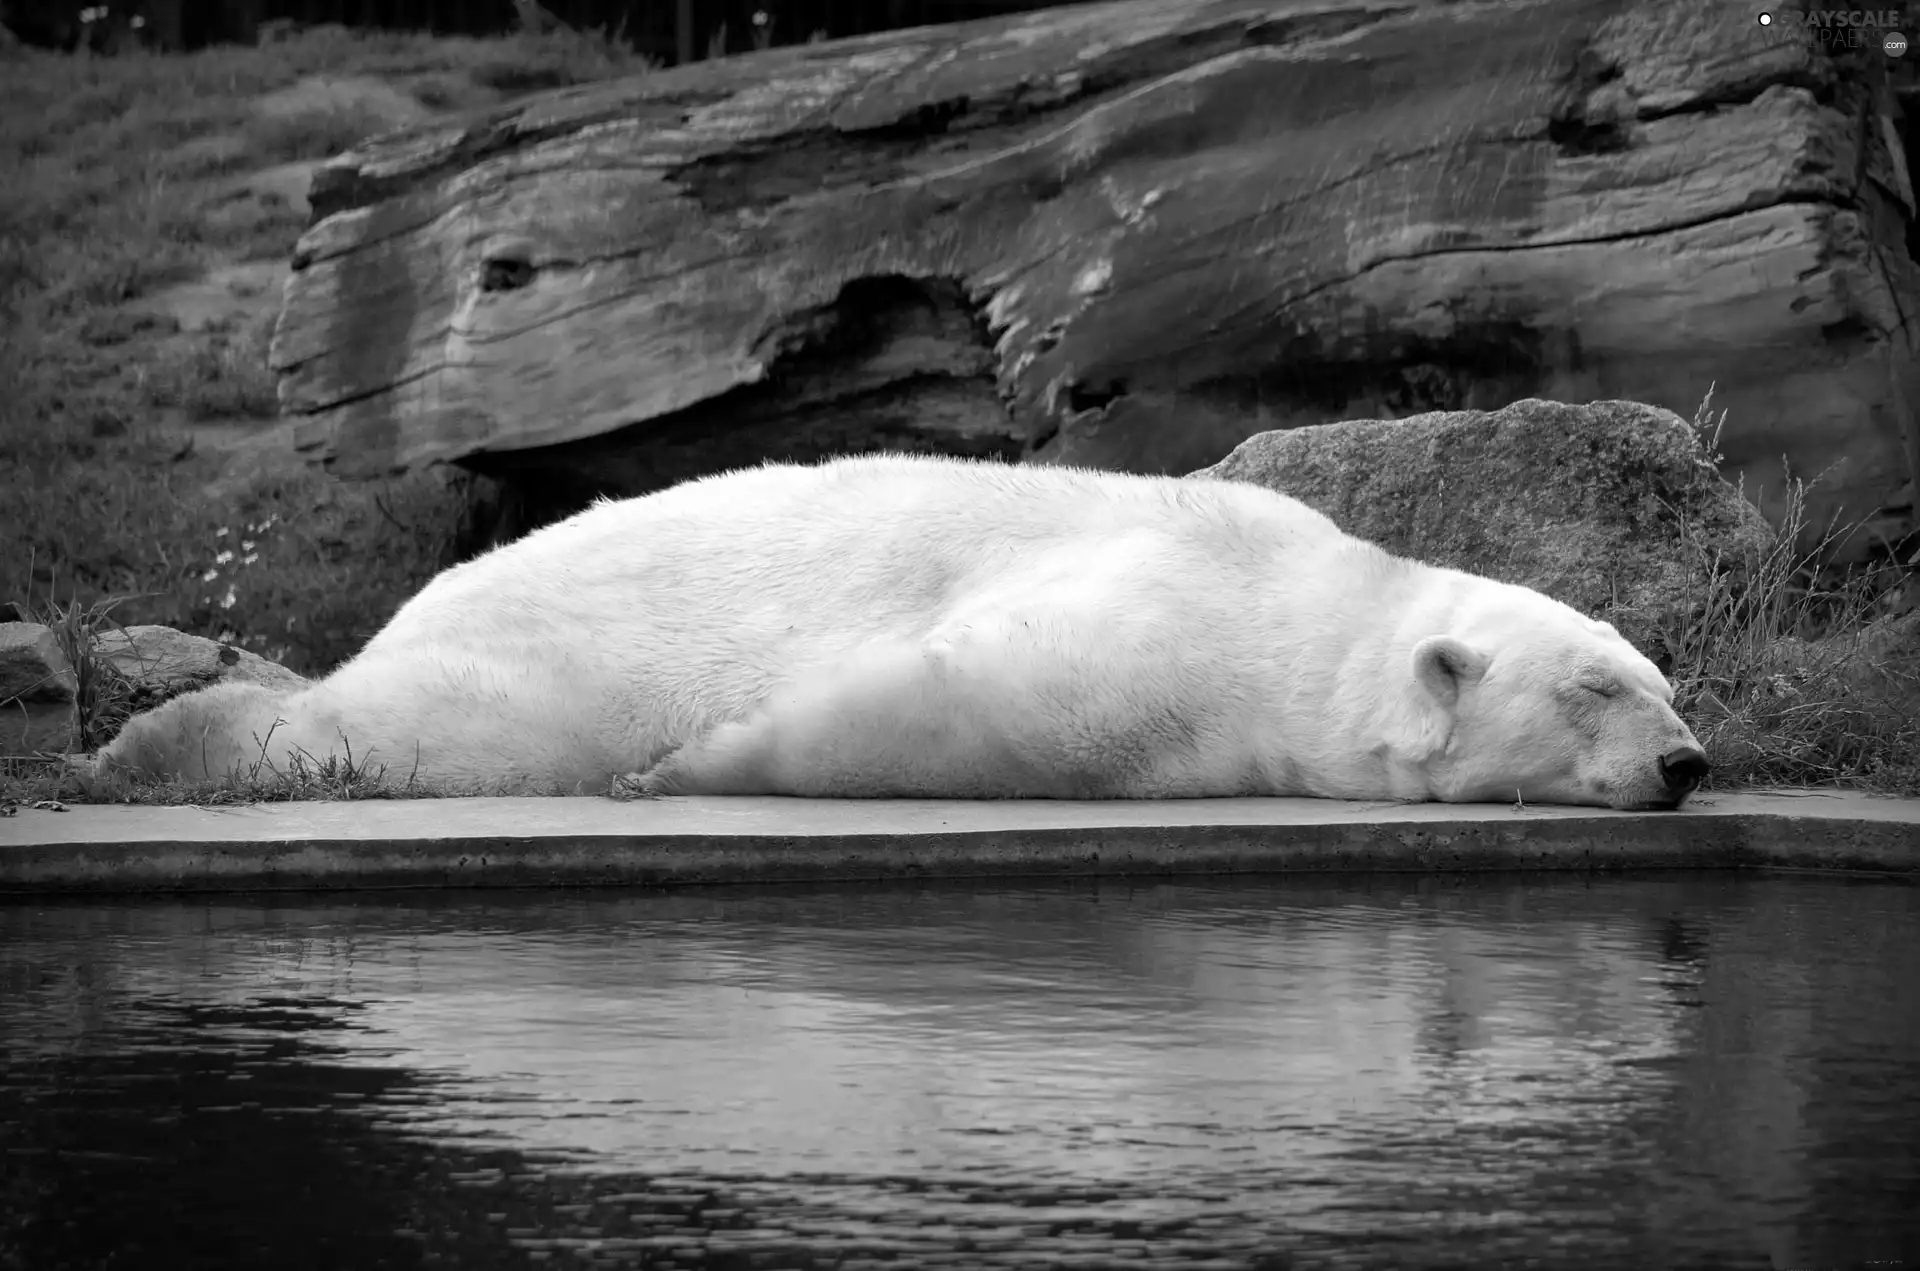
[93,454,1709,809]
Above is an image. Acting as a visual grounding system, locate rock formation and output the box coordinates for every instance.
[270,0,1919,558]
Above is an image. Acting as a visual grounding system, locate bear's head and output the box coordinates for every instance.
[1390,585,1708,810]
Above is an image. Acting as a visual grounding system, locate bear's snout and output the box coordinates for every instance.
[1658,745,1710,797]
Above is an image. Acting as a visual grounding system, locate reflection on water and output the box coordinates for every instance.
[1,873,1916,1270]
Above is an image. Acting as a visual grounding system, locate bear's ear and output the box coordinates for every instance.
[1377,636,1491,767]
[1411,635,1490,709]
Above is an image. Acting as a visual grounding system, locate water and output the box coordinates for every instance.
[2,873,1916,1271]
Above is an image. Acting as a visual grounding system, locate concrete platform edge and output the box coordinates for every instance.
[3,792,1917,895]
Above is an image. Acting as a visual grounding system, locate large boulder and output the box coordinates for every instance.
[1192,398,1774,653]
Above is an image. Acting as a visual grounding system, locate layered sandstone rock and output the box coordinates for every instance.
[272,0,1917,557]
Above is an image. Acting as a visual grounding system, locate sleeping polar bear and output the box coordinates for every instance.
[94,454,1709,809]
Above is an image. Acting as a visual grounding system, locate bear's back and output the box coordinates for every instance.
[372,454,1356,659]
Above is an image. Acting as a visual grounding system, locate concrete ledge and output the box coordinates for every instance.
[2,790,1917,895]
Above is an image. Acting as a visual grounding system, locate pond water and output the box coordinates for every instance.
[1,873,1916,1271]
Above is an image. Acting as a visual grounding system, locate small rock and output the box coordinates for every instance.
[1194,398,1776,653]
[0,623,80,757]
[0,623,76,704]
[91,625,308,718]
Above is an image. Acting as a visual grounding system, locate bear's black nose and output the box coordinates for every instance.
[1659,746,1710,793]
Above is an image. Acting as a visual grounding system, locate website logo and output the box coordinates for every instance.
[1758,9,1909,53]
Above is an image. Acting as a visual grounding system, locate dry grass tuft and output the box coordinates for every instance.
[1655,389,1919,796]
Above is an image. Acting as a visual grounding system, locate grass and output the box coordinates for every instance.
[1654,392,1920,797]
[4,743,438,810]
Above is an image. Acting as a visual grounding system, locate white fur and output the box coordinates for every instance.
[94,454,1706,807]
